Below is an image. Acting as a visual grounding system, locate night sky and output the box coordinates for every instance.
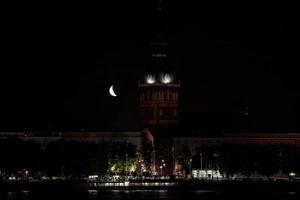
[1,1,300,132]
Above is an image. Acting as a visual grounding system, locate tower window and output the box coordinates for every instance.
[159,92,163,101]
[147,91,151,101]
[152,92,156,101]
[164,93,167,101]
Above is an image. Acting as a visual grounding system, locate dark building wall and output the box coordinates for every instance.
[139,83,179,136]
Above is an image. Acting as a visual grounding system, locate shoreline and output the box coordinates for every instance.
[1,179,300,192]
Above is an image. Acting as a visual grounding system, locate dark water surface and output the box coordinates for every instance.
[1,189,299,200]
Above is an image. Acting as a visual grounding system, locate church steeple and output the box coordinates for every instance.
[139,0,179,176]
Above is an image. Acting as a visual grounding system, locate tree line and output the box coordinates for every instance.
[178,143,300,178]
[0,138,139,179]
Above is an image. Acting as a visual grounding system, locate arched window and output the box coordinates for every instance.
[159,92,163,101]
[147,91,151,101]
[152,91,156,101]
[175,93,178,101]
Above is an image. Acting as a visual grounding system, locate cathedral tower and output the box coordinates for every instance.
[139,0,179,137]
[138,0,180,175]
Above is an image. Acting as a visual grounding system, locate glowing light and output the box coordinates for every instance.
[110,164,117,172]
[88,175,98,180]
[161,74,172,84]
[146,74,156,84]
[289,172,296,177]
[124,181,129,186]
[129,165,136,172]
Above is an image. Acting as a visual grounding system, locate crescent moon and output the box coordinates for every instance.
[109,85,117,97]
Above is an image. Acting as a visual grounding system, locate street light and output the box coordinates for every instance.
[159,166,163,176]
[125,153,128,178]
[189,158,192,177]
[289,172,296,181]
[199,153,203,171]
[289,172,296,177]
[25,170,28,179]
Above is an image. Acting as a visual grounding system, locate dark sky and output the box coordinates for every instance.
[1,1,300,132]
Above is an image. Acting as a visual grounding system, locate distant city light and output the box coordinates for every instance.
[289,172,296,177]
[8,176,16,181]
[161,74,172,84]
[88,175,98,180]
[146,74,156,84]
[124,181,130,187]
[152,53,167,58]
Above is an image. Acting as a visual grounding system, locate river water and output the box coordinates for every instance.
[2,189,299,200]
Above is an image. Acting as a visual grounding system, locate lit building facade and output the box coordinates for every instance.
[139,74,180,137]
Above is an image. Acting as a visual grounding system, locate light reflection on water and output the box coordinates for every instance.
[85,190,299,200]
[2,189,299,200]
